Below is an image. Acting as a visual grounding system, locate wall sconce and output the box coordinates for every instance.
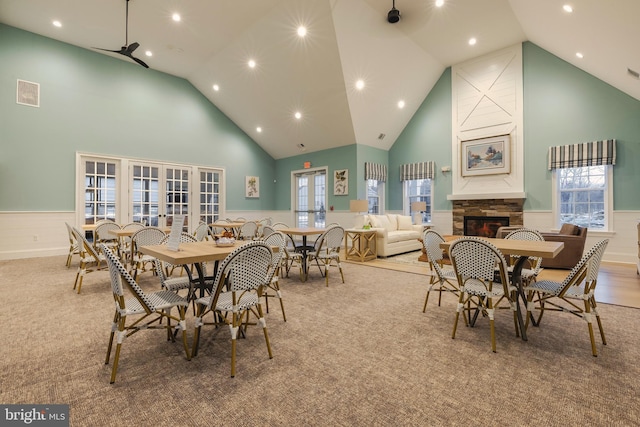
[410,201,427,225]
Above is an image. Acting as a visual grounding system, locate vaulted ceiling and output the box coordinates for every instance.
[1,0,638,159]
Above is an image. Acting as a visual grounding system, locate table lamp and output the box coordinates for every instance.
[350,199,369,228]
[411,201,426,225]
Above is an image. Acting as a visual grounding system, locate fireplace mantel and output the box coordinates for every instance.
[447,192,526,201]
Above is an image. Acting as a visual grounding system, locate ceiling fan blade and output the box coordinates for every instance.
[124,42,139,54]
[93,47,125,54]
[130,56,150,69]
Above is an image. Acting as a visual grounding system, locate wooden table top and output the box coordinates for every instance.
[109,227,171,237]
[277,227,325,236]
[139,240,275,265]
[440,237,564,258]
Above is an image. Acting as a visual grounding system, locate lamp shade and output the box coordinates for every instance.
[411,201,427,212]
[350,199,369,213]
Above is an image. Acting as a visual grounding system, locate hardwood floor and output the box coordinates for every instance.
[346,255,640,309]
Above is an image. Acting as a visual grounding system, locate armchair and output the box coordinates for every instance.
[540,224,588,269]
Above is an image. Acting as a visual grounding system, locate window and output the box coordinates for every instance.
[366,179,384,214]
[554,165,612,230]
[84,159,118,225]
[404,179,432,223]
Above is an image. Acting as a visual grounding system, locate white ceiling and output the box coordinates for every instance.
[1,0,638,159]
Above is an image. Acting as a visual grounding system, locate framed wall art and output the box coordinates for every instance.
[333,169,348,195]
[245,176,259,198]
[461,134,511,177]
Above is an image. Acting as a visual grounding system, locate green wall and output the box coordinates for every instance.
[522,42,640,210]
[389,69,452,211]
[274,145,357,211]
[0,24,276,211]
[387,42,640,212]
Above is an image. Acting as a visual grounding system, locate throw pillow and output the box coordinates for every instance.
[386,214,399,231]
[397,215,413,230]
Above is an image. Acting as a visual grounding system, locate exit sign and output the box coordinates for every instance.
[303,161,312,169]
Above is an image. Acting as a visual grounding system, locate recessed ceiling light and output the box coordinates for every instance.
[563,4,573,13]
[468,37,477,46]
[212,84,219,91]
[172,13,181,22]
[52,20,62,28]
[576,52,584,59]
[397,100,405,109]
[297,26,307,37]
[294,111,302,120]
[355,79,365,90]
[145,51,152,57]
[256,127,262,133]
[248,59,256,68]
[435,0,445,7]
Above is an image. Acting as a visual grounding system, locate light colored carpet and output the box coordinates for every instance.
[1,255,639,426]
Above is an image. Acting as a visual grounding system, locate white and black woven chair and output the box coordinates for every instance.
[524,239,609,356]
[94,221,121,254]
[71,226,107,294]
[192,241,274,377]
[193,221,211,242]
[504,228,545,287]
[449,237,519,353]
[422,229,459,312]
[64,222,80,268]
[237,221,258,240]
[307,225,345,286]
[119,222,145,263]
[130,227,166,279]
[155,232,198,295]
[101,244,190,384]
[262,231,287,321]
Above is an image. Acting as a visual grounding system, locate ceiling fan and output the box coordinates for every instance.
[93,0,149,68]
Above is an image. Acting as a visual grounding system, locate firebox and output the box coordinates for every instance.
[464,216,509,238]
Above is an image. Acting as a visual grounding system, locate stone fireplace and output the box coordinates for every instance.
[452,199,524,235]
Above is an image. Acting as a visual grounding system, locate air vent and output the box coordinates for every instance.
[16,79,40,107]
[378,133,386,140]
[296,143,306,151]
[628,68,640,80]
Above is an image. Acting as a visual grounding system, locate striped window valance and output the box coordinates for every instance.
[364,162,387,182]
[548,139,616,170]
[400,161,435,181]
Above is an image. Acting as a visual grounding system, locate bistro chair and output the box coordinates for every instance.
[421,229,459,312]
[524,239,609,356]
[71,226,107,294]
[261,225,276,239]
[130,227,166,279]
[94,221,121,254]
[192,241,274,377]
[193,221,211,242]
[504,228,545,287]
[100,244,190,384]
[307,225,345,286]
[449,237,519,353]
[119,222,145,263]
[262,231,287,321]
[64,222,80,268]
[237,221,258,240]
[155,232,198,295]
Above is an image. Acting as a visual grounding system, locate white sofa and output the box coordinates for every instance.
[354,214,423,257]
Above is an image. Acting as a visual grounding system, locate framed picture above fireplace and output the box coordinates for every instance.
[461,134,511,177]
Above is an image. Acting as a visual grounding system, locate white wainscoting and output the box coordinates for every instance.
[0,211,74,260]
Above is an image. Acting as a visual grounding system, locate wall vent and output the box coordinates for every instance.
[628,68,640,80]
[16,79,40,107]
[378,133,386,140]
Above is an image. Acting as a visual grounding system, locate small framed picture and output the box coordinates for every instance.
[461,135,511,177]
[333,169,348,195]
[245,176,259,198]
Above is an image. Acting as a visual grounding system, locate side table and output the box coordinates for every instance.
[344,229,377,262]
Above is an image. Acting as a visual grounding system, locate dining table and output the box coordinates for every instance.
[439,236,564,341]
[139,239,277,300]
[276,227,325,280]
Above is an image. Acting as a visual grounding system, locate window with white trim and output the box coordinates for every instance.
[366,179,383,214]
[554,165,612,230]
[404,179,433,223]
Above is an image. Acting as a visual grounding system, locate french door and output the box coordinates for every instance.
[293,168,327,228]
[130,163,190,230]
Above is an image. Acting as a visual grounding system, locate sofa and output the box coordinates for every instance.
[354,214,423,257]
[497,223,588,270]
